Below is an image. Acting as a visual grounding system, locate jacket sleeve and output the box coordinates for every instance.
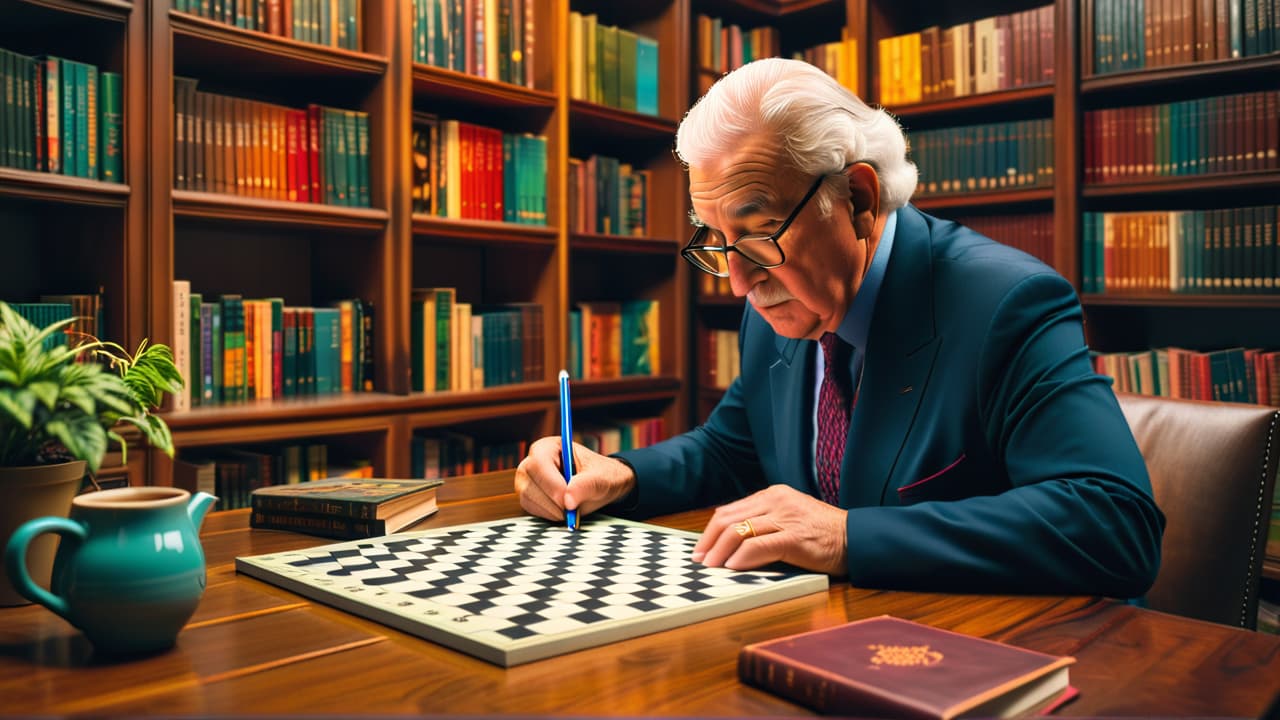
[613,312,768,518]
[844,272,1166,598]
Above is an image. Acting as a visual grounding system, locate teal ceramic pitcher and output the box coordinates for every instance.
[4,486,217,655]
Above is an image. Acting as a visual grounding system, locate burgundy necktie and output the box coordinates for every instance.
[816,332,853,506]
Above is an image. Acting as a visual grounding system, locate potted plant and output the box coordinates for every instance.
[0,301,184,605]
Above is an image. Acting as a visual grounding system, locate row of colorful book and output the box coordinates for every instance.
[411,432,527,480]
[567,300,660,381]
[174,442,362,511]
[172,282,374,411]
[791,32,862,97]
[1081,206,1278,294]
[693,16,860,96]
[567,12,659,116]
[411,0,534,88]
[1083,90,1278,184]
[703,328,741,391]
[1092,346,1280,405]
[567,154,648,236]
[939,213,1055,268]
[0,50,122,181]
[878,5,1054,106]
[911,119,1054,197]
[174,0,363,50]
[410,115,547,224]
[410,288,545,393]
[573,416,666,455]
[173,79,369,206]
[1087,0,1279,75]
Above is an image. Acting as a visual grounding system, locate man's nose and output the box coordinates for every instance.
[726,252,763,297]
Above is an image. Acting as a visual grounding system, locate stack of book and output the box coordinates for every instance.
[251,477,445,540]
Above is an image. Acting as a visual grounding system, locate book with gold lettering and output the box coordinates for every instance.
[738,615,1075,719]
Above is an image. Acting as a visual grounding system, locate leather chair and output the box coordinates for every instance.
[1116,393,1279,629]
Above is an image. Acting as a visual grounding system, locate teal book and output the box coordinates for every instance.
[99,71,122,182]
[635,36,659,116]
[313,307,341,394]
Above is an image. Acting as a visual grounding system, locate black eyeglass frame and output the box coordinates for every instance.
[680,173,828,278]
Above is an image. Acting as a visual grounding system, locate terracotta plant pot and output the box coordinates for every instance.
[0,461,86,607]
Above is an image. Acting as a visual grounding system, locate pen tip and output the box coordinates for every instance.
[558,369,569,381]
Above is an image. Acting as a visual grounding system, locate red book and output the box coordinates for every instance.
[739,615,1075,719]
[307,104,322,203]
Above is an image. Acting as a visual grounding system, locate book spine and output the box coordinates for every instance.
[251,494,377,519]
[250,510,383,539]
[738,649,934,720]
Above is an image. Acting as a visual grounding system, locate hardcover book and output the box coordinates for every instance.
[739,615,1075,719]
[250,477,445,539]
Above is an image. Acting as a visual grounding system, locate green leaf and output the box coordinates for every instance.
[0,389,35,429]
[26,381,60,410]
[44,413,107,473]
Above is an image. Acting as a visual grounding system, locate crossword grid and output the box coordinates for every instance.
[236,515,828,666]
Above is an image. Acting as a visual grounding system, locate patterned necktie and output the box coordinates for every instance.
[816,332,854,506]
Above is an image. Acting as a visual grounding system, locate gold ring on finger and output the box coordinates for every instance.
[733,519,756,538]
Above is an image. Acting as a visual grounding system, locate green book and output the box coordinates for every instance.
[59,57,74,175]
[99,71,122,182]
[616,29,638,112]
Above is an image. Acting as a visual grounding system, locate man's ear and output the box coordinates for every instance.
[845,162,880,240]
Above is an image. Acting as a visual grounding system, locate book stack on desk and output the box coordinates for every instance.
[250,478,444,539]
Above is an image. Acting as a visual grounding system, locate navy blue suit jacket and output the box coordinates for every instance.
[616,205,1165,597]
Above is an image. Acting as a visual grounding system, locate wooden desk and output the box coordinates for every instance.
[2,496,1278,716]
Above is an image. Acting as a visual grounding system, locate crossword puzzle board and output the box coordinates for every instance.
[235,515,828,666]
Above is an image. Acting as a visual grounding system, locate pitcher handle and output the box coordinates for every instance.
[5,517,85,620]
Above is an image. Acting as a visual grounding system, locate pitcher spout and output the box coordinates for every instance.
[187,492,218,530]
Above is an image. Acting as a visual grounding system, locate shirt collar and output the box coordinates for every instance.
[835,208,896,351]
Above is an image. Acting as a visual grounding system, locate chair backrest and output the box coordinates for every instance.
[1116,393,1279,629]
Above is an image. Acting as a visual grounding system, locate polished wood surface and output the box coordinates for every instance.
[2,498,1277,716]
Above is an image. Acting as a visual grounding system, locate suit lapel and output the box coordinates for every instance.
[842,206,941,507]
[770,333,815,495]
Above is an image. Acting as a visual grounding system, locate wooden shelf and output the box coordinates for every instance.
[412,215,558,248]
[0,167,130,207]
[1083,294,1280,309]
[164,384,558,433]
[569,232,679,254]
[172,190,389,230]
[171,12,388,80]
[411,64,557,114]
[164,392,408,431]
[1082,55,1280,97]
[573,376,683,406]
[1266,559,1279,582]
[912,187,1053,212]
[889,84,1053,121]
[9,0,131,23]
[569,100,678,144]
[691,0,836,18]
[1082,172,1280,199]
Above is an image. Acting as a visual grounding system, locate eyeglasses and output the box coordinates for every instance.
[681,174,826,278]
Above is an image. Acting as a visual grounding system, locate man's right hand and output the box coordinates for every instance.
[514,436,637,523]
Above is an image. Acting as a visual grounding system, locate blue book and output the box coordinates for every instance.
[635,36,659,116]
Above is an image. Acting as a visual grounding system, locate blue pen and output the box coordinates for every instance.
[558,370,578,531]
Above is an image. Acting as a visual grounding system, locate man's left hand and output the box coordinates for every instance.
[691,485,848,576]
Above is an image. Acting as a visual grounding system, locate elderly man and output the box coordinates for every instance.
[516,58,1164,597]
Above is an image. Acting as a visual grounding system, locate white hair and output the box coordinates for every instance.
[676,58,917,216]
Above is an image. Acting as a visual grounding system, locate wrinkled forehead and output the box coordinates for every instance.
[688,138,806,221]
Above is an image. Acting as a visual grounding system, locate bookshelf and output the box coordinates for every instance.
[0,0,692,500]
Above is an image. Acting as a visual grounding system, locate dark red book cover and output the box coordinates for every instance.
[739,615,1074,719]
